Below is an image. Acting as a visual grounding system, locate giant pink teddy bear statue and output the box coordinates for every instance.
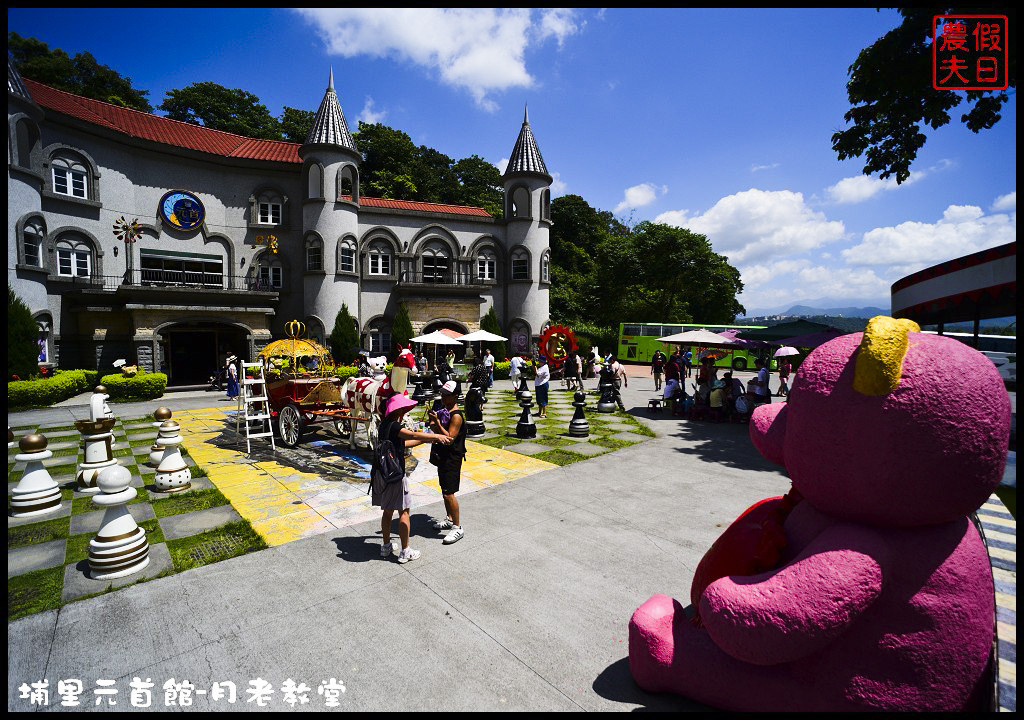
[629,317,1011,711]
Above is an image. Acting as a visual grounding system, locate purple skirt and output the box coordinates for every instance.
[372,472,410,513]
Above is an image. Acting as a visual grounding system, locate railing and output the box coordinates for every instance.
[56,272,279,292]
[398,270,489,286]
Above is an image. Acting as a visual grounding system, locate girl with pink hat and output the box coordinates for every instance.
[373,394,451,563]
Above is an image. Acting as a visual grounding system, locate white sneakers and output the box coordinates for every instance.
[380,542,393,558]
[397,547,421,564]
[443,526,464,545]
[432,517,454,530]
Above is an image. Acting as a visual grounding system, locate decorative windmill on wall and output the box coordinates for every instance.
[113,216,143,284]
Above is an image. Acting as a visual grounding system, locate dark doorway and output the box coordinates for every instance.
[162,323,247,386]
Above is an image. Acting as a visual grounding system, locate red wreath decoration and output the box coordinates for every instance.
[538,325,579,371]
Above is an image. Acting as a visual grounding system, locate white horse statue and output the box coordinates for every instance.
[339,346,417,448]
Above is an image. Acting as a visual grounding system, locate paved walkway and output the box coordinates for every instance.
[7,370,1016,711]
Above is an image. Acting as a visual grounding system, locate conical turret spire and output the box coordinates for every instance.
[505,104,549,178]
[304,68,356,151]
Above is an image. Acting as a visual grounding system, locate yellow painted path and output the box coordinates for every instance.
[173,408,556,547]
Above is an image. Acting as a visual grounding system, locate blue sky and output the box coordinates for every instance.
[9,8,1016,313]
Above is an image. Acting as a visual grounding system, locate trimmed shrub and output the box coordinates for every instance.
[493,361,511,380]
[8,288,38,381]
[8,370,85,409]
[99,371,167,402]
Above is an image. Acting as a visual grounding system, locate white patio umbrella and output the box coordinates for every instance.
[458,329,508,361]
[410,330,463,369]
[774,346,800,357]
[657,329,738,346]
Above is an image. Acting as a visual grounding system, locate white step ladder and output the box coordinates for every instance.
[236,361,276,455]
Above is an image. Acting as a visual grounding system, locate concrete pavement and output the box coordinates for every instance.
[8,373,791,711]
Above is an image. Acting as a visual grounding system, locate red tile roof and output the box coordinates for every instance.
[23,79,494,217]
[23,78,302,164]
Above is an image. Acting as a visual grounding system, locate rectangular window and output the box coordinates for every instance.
[259,266,283,289]
[140,252,223,286]
[307,246,323,272]
[53,168,87,198]
[340,248,355,273]
[58,248,90,277]
[423,256,449,283]
[370,331,392,354]
[477,257,495,280]
[512,257,528,280]
[258,202,281,225]
[24,239,40,267]
[369,253,390,276]
[541,260,550,282]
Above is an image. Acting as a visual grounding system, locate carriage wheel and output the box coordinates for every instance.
[334,417,352,438]
[277,404,304,447]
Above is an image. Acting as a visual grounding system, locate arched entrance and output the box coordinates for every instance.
[421,320,468,362]
[158,321,249,386]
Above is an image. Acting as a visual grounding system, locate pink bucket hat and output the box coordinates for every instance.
[385,394,418,417]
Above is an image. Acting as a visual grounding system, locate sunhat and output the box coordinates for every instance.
[440,380,458,396]
[385,394,418,417]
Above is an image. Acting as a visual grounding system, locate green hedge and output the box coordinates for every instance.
[99,371,168,402]
[8,369,101,409]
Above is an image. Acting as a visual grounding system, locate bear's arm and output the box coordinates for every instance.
[699,524,889,666]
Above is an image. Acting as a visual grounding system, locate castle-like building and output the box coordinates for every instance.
[8,61,552,385]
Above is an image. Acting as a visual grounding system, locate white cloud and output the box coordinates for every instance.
[826,171,924,204]
[358,97,386,125]
[614,183,667,213]
[295,9,582,111]
[992,191,1016,212]
[550,171,568,197]
[842,202,1017,271]
[496,157,509,175]
[751,162,779,173]
[655,189,845,264]
[736,260,890,311]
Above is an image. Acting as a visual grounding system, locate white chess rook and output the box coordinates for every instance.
[73,417,118,494]
[154,420,192,493]
[11,433,63,517]
[88,464,150,580]
[150,407,172,466]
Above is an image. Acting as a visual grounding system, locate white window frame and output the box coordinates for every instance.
[258,264,283,289]
[477,251,496,281]
[339,242,356,273]
[369,326,392,354]
[53,166,88,199]
[23,221,44,267]
[306,238,323,272]
[511,251,529,280]
[541,253,550,282]
[57,245,91,278]
[258,202,281,225]
[368,244,391,276]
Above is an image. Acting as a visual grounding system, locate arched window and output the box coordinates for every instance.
[55,233,93,277]
[541,189,551,221]
[367,241,392,276]
[540,250,551,283]
[35,314,53,364]
[307,163,323,200]
[367,318,392,355]
[510,248,530,281]
[476,248,497,281]
[254,189,283,225]
[22,217,45,268]
[15,118,39,169]
[509,320,531,355]
[421,240,451,283]
[338,164,358,200]
[255,253,284,290]
[512,187,531,218]
[305,235,324,272]
[51,153,89,199]
[338,237,356,274]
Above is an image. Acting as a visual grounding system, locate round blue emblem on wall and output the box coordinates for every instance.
[159,191,205,231]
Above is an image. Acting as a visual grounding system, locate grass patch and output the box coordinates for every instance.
[8,516,71,549]
[531,448,590,466]
[71,487,149,516]
[64,518,166,566]
[536,436,576,448]
[151,487,229,518]
[129,436,159,448]
[8,565,64,621]
[591,436,637,450]
[167,520,267,572]
[189,463,208,478]
[476,435,522,449]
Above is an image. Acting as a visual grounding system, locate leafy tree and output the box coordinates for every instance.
[392,303,414,352]
[279,106,314,143]
[480,306,507,360]
[365,170,418,200]
[8,288,39,380]
[413,147,458,204]
[832,8,1017,183]
[355,122,417,182]
[8,32,152,112]
[328,304,359,366]
[453,155,504,217]
[159,82,283,140]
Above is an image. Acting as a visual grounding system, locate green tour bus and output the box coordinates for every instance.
[617,322,776,371]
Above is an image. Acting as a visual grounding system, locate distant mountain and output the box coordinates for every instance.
[738,299,890,319]
[782,305,889,319]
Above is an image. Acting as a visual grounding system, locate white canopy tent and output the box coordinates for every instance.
[657,329,739,347]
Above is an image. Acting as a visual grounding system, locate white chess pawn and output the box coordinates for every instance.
[90,385,113,420]
[88,464,150,579]
[10,433,63,517]
[149,407,172,466]
[154,420,192,493]
[73,415,118,494]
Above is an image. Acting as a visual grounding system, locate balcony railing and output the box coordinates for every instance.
[398,270,490,286]
[55,272,279,293]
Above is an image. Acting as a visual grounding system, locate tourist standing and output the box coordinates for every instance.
[573,351,584,392]
[416,351,429,375]
[509,354,523,389]
[225,353,239,399]
[684,349,693,378]
[777,358,791,397]
[483,348,495,388]
[428,381,468,545]
[651,349,667,392]
[749,358,771,406]
[534,357,551,418]
[374,395,452,563]
[611,355,628,411]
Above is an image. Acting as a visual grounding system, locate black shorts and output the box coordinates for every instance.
[438,459,463,494]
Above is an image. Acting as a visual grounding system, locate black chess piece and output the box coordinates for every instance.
[516,374,530,401]
[516,390,537,439]
[569,391,590,437]
[597,365,618,413]
[465,385,486,437]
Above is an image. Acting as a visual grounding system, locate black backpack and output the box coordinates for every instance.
[369,422,404,492]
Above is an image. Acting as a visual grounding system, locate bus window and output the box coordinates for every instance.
[623,324,641,336]
[642,324,662,337]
